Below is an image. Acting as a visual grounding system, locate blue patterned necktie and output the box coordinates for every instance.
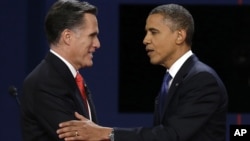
[159,72,172,116]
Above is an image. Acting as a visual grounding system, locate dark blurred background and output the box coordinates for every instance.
[1,0,250,141]
[119,4,250,113]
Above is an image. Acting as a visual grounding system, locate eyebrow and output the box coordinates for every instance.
[146,27,159,32]
[89,31,99,37]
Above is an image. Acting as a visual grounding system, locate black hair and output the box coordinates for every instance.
[150,4,194,46]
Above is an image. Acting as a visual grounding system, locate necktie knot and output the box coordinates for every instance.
[75,72,85,97]
[75,72,84,84]
[164,73,171,83]
[161,72,172,93]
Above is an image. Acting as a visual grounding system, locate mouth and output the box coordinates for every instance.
[87,51,93,58]
[89,50,95,56]
[146,48,154,55]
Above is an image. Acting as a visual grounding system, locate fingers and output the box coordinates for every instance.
[58,120,76,128]
[57,112,89,140]
[57,125,74,134]
[58,130,82,140]
[57,125,81,139]
[59,112,88,128]
[57,121,79,134]
[63,136,80,141]
[57,130,75,139]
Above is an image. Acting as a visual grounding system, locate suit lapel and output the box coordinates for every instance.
[45,52,90,118]
[84,85,98,122]
[160,55,198,121]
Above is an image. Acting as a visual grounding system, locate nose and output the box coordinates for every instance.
[143,34,149,45]
[94,37,101,49]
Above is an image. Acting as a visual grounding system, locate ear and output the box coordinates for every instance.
[61,29,72,45]
[176,29,186,44]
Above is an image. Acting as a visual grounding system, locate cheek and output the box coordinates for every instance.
[155,39,174,60]
[80,46,92,60]
[155,38,168,52]
[77,41,89,54]
[78,49,88,59]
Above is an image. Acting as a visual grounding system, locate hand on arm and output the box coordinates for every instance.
[57,112,113,141]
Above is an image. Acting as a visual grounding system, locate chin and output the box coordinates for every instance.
[149,59,158,65]
[86,62,94,67]
[81,62,93,68]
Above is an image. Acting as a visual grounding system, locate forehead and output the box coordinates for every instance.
[75,13,98,34]
[82,13,98,28]
[145,14,171,30]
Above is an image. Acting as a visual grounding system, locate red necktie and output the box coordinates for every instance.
[75,72,89,113]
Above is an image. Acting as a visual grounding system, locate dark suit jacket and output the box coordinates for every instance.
[20,52,98,141]
[114,55,228,141]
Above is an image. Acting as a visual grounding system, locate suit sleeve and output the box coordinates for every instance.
[36,81,80,139]
[114,72,227,141]
[21,76,80,141]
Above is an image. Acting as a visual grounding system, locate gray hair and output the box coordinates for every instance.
[45,0,97,45]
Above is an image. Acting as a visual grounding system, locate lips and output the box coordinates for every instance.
[88,50,95,57]
[89,53,93,58]
[146,48,154,55]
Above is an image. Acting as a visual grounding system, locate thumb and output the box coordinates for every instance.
[74,112,86,120]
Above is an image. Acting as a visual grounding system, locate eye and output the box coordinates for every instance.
[89,32,98,38]
[149,29,159,35]
[151,31,157,35]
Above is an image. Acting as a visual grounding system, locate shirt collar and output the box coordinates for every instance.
[168,50,193,78]
[50,49,77,78]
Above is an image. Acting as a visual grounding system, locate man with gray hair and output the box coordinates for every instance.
[57,4,228,141]
[21,0,100,140]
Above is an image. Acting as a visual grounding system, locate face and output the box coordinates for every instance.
[68,13,100,70]
[143,13,179,68]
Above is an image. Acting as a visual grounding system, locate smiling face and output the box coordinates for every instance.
[69,13,100,70]
[143,13,188,69]
[54,13,100,70]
